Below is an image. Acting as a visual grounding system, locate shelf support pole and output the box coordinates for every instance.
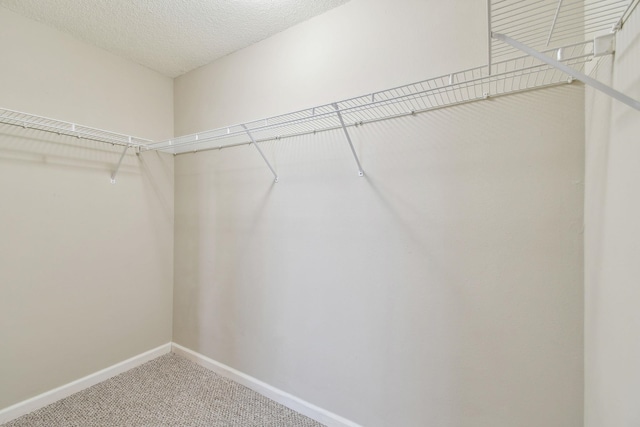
[111,143,130,184]
[546,0,564,46]
[241,124,279,183]
[492,32,640,111]
[487,0,492,75]
[333,103,364,177]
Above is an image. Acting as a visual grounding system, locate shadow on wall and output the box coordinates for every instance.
[138,150,175,222]
[0,123,175,410]
[0,124,140,179]
[0,125,174,219]
[174,84,585,426]
[584,55,613,328]
[613,14,640,125]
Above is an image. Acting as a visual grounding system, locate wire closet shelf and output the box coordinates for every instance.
[144,41,594,155]
[489,0,637,64]
[1,0,636,160]
[0,108,150,147]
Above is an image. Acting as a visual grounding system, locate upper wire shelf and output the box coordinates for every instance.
[0,108,150,148]
[2,0,633,163]
[489,0,635,63]
[144,40,595,155]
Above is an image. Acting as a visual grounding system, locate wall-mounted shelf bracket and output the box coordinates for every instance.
[241,124,279,183]
[110,141,131,184]
[594,33,616,57]
[492,32,640,111]
[333,103,364,177]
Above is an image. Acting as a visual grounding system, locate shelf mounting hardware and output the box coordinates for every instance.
[241,124,279,183]
[487,0,492,74]
[333,103,364,177]
[546,0,564,47]
[111,139,131,184]
[492,32,640,111]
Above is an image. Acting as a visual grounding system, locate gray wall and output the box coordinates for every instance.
[0,8,174,409]
[173,1,585,425]
[584,8,640,427]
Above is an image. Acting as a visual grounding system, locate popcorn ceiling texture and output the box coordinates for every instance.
[0,0,351,77]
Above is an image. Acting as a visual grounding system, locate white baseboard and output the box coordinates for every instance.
[0,343,172,424]
[171,343,361,427]
[0,342,359,427]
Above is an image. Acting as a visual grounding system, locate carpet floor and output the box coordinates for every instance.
[3,353,325,427]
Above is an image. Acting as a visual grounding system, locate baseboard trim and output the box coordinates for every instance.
[0,342,359,427]
[0,343,172,424]
[171,343,361,427]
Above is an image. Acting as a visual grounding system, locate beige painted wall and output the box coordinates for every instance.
[173,1,585,425]
[584,8,640,427]
[174,0,487,134]
[0,8,174,409]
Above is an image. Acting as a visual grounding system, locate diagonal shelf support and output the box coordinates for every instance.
[545,0,564,47]
[241,124,279,183]
[493,32,640,111]
[333,103,364,177]
[487,0,492,74]
[111,142,131,184]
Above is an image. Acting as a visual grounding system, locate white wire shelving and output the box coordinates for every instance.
[144,0,639,160]
[0,108,151,183]
[489,0,640,111]
[2,0,638,181]
[0,108,150,148]
[139,0,639,180]
[143,40,595,157]
[489,0,636,65]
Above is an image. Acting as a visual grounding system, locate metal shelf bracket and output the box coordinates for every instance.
[493,32,640,111]
[333,103,364,177]
[241,124,279,183]
[111,141,131,184]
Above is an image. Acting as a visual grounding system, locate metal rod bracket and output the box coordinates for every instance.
[493,32,640,111]
[333,103,364,177]
[241,124,279,183]
[111,144,130,184]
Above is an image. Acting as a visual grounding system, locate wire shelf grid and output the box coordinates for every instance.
[145,40,594,155]
[4,1,631,158]
[490,0,633,63]
[0,108,151,147]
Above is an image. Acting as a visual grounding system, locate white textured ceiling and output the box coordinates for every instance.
[0,0,351,77]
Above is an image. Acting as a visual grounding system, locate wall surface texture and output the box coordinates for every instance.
[173,1,585,426]
[584,8,640,427]
[173,0,487,135]
[0,8,174,409]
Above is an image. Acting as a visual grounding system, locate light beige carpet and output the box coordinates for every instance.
[3,353,325,427]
